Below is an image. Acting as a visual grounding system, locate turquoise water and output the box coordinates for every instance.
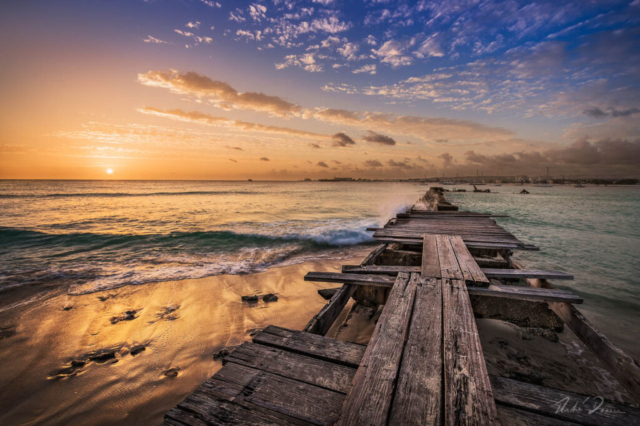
[1,181,638,358]
[448,184,640,359]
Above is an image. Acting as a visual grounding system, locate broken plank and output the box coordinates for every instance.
[474,257,510,269]
[442,278,498,425]
[468,284,583,304]
[436,234,464,279]
[304,271,396,287]
[342,264,421,275]
[483,268,573,280]
[252,325,365,368]
[449,235,490,285]
[491,375,640,426]
[388,276,442,426]
[203,362,345,425]
[224,342,356,394]
[422,234,441,278]
[304,283,357,335]
[337,273,418,426]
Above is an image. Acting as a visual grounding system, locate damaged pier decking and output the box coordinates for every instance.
[164,188,640,425]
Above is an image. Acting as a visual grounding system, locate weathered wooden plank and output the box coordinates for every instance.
[450,235,490,285]
[362,243,388,265]
[304,284,356,335]
[474,257,510,269]
[304,271,396,286]
[469,295,563,330]
[342,264,421,275]
[252,325,365,368]
[318,287,339,299]
[442,278,498,425]
[491,375,640,426]
[375,229,522,245]
[202,362,345,425]
[468,284,582,304]
[167,390,308,426]
[336,273,418,426]
[436,235,464,279]
[422,234,441,278]
[389,276,442,426]
[374,237,536,251]
[224,342,356,394]
[305,243,388,335]
[483,268,574,280]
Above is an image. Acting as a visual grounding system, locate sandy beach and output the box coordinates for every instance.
[0,251,370,426]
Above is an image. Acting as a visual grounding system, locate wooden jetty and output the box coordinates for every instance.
[164,187,640,425]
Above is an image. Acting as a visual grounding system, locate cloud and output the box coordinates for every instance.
[312,108,513,143]
[138,70,302,117]
[275,53,323,72]
[461,138,640,173]
[260,157,270,161]
[225,146,244,151]
[138,107,325,139]
[332,132,356,147]
[372,39,415,67]
[144,36,169,44]
[186,21,201,29]
[309,143,321,148]
[317,161,329,167]
[200,0,221,7]
[388,159,414,168]
[364,159,383,167]
[311,17,351,34]
[363,130,396,146]
[439,152,454,167]
[353,64,376,75]
[249,4,267,21]
[584,107,640,119]
[229,159,238,163]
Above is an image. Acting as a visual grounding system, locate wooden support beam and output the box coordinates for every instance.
[483,268,573,280]
[491,375,640,426]
[304,272,396,287]
[374,237,538,251]
[468,284,582,304]
[336,273,417,426]
[304,272,582,304]
[442,278,498,424]
[342,265,421,275]
[304,244,388,335]
[253,325,365,368]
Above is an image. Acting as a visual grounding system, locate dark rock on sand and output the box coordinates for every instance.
[262,293,278,302]
[0,325,16,340]
[241,295,259,302]
[130,345,146,356]
[318,288,338,300]
[213,348,230,360]
[111,309,140,324]
[62,306,73,311]
[157,305,180,321]
[164,367,180,378]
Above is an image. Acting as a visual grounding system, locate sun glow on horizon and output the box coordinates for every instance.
[106,168,113,175]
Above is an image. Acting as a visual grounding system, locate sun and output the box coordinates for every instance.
[106,168,113,175]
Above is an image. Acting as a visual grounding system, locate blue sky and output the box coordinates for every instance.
[1,0,639,179]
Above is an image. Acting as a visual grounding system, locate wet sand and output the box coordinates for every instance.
[0,246,635,426]
[0,250,369,426]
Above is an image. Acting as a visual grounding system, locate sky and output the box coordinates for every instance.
[1,0,639,180]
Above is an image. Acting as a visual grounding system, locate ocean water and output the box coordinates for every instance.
[0,180,416,296]
[1,180,639,357]
[447,184,640,359]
